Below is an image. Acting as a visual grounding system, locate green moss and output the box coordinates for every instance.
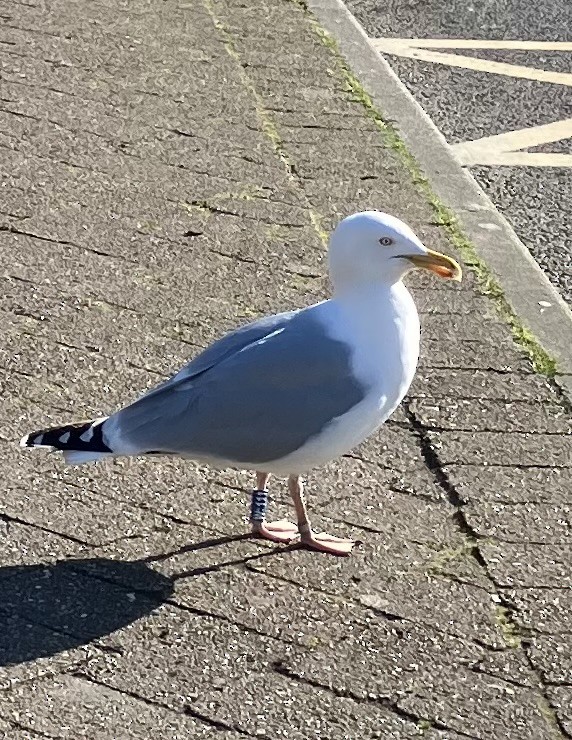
[425,541,477,575]
[203,0,328,247]
[308,209,329,245]
[423,198,557,377]
[495,606,522,649]
[203,0,286,158]
[210,185,268,203]
[180,200,209,214]
[264,223,290,241]
[536,696,565,739]
[304,13,558,377]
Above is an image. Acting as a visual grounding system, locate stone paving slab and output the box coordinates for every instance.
[448,465,572,506]
[1,0,572,738]
[507,587,572,634]
[1,674,234,740]
[410,398,572,434]
[409,368,558,402]
[432,430,572,467]
[549,690,572,739]
[79,605,434,739]
[465,500,572,544]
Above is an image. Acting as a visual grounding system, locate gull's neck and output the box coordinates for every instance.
[332,278,412,312]
[329,279,419,363]
[328,278,420,401]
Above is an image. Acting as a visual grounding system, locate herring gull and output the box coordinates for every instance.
[21,211,461,555]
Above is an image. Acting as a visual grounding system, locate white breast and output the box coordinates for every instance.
[266,283,420,475]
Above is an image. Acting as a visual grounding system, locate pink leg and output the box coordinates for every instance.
[288,475,354,556]
[250,471,298,543]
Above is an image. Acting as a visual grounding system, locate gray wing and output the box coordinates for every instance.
[109,306,366,464]
[139,310,296,400]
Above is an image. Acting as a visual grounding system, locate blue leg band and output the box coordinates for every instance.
[250,489,269,522]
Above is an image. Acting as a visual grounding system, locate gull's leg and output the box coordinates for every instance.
[288,475,354,556]
[250,471,298,543]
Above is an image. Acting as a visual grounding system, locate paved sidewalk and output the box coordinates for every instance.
[1,0,571,738]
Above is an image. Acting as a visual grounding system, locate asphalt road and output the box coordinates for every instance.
[345,0,572,305]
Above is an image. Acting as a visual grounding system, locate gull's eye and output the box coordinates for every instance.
[379,236,393,246]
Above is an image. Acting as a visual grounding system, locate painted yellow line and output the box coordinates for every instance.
[372,39,572,87]
[383,39,572,51]
[371,38,572,166]
[452,119,572,167]
[454,149,572,167]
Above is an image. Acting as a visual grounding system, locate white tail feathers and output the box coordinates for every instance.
[62,450,112,465]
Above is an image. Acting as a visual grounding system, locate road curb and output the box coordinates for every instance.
[307,0,572,400]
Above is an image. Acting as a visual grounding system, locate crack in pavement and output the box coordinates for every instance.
[0,226,125,261]
[161,598,297,649]
[209,248,257,265]
[71,672,258,737]
[181,198,306,229]
[0,512,92,547]
[468,660,536,690]
[271,660,481,739]
[0,208,30,219]
[403,400,571,738]
[442,462,572,470]
[413,422,570,436]
[7,720,62,739]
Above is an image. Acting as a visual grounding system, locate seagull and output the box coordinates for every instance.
[21,211,461,555]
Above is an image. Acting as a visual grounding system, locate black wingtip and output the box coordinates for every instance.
[21,419,112,453]
[20,431,50,449]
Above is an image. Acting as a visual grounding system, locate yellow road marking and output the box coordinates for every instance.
[371,38,572,166]
[383,39,572,51]
[452,119,572,166]
[372,38,572,87]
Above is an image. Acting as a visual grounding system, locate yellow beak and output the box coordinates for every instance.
[402,249,462,282]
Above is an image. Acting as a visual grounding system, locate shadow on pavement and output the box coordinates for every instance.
[0,534,289,667]
[0,557,173,667]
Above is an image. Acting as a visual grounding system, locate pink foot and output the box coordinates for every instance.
[252,519,299,544]
[300,531,354,556]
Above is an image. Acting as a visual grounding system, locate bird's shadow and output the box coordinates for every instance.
[0,556,172,667]
[0,533,287,667]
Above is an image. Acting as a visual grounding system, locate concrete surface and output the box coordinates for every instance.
[1,0,571,738]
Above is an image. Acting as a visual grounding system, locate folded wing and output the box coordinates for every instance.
[105,305,367,465]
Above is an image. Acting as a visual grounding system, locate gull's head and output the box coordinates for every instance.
[328,210,462,291]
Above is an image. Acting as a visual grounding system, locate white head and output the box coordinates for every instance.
[328,211,461,293]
